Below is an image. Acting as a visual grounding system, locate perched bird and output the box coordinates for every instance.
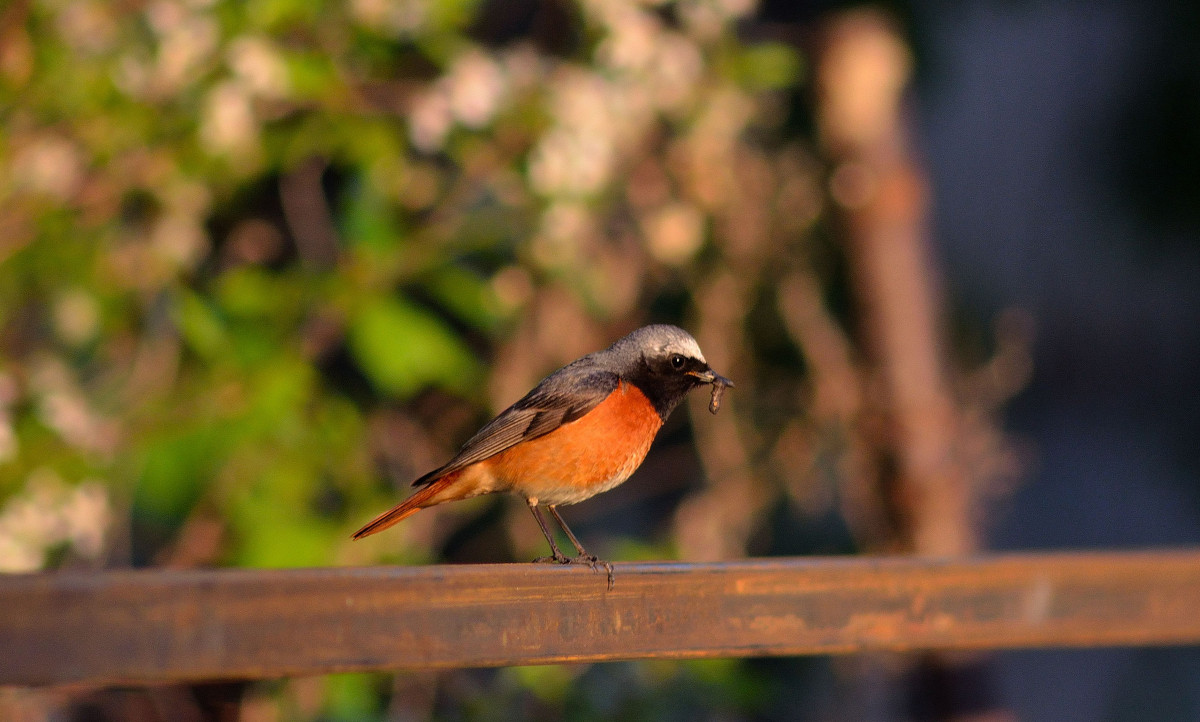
[352,324,733,584]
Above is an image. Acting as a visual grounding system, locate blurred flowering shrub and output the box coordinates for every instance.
[0,1,1036,719]
[0,0,822,574]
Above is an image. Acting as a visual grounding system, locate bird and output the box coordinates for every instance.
[351,324,733,585]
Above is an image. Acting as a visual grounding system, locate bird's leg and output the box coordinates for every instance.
[528,503,570,564]
[547,505,593,558]
[548,505,614,589]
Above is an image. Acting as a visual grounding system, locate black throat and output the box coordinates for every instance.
[624,360,704,422]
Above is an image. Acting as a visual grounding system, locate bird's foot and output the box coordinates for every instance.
[531,552,614,588]
[532,548,615,588]
[571,554,615,590]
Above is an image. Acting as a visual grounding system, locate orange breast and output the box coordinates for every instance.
[484,380,663,506]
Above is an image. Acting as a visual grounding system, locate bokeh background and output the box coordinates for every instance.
[1,0,1198,720]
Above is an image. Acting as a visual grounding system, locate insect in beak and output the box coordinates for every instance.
[688,368,734,413]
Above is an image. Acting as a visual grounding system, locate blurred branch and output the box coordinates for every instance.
[816,9,977,557]
[279,157,340,269]
[675,270,762,561]
[814,9,1026,722]
[776,272,892,544]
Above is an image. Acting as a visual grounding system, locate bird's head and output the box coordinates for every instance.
[602,325,734,419]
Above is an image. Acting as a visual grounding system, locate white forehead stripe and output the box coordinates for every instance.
[610,324,708,364]
[661,336,705,363]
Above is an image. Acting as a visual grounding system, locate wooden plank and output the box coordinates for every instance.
[3,550,1200,687]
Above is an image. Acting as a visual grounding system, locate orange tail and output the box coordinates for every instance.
[351,472,462,539]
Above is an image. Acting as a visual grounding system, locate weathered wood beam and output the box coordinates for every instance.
[4,551,1200,687]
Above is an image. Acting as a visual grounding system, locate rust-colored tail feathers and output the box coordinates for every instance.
[351,472,459,539]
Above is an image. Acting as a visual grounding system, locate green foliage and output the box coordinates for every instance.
[0,0,844,717]
[348,295,484,398]
[322,673,387,721]
[735,43,806,90]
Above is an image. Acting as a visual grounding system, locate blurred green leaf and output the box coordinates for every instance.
[426,0,486,33]
[341,175,407,251]
[421,265,504,331]
[231,495,335,567]
[244,356,315,434]
[175,290,228,359]
[134,426,228,524]
[504,665,576,705]
[283,51,342,101]
[323,674,383,722]
[347,296,483,398]
[216,268,284,318]
[734,42,805,91]
[247,0,326,31]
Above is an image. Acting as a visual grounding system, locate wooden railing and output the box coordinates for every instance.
[4,550,1200,687]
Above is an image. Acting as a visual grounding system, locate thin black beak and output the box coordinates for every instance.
[690,368,735,388]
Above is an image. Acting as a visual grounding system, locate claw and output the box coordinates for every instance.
[569,554,614,589]
[532,553,615,589]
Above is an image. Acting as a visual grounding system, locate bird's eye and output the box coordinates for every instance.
[671,354,685,369]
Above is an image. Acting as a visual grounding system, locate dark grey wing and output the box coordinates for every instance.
[413,360,619,487]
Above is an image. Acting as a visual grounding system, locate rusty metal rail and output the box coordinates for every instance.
[3,550,1200,687]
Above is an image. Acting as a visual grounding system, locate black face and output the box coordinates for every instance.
[628,351,711,420]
